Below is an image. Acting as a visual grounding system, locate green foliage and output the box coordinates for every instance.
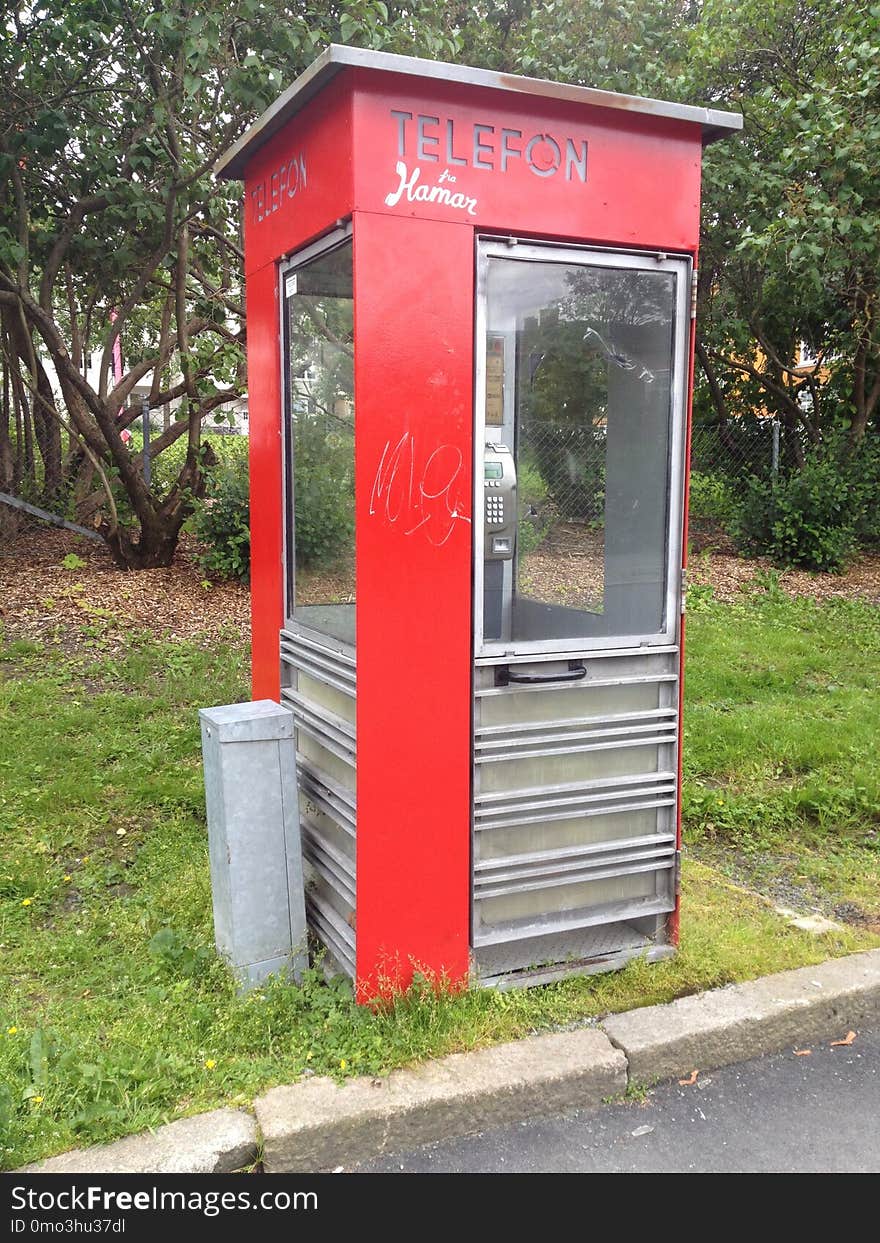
[692,0,880,447]
[149,434,249,498]
[517,459,550,553]
[517,516,544,554]
[848,435,880,549]
[517,459,548,506]
[148,927,214,978]
[525,428,605,523]
[187,458,251,583]
[687,472,738,527]
[61,553,87,571]
[730,438,880,571]
[293,420,355,569]
[0,0,463,564]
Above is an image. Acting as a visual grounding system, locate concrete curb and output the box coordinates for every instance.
[18,1109,258,1175]
[601,947,880,1085]
[17,948,880,1174]
[256,1027,625,1173]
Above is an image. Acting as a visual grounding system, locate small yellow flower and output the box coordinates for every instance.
[7,1026,17,1035]
[63,875,72,883]
[339,1059,347,1070]
[82,856,90,863]
[32,1095,44,1105]
[21,898,32,907]
[204,1059,217,1070]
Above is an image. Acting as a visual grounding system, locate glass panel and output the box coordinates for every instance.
[285,241,355,646]
[482,256,677,645]
[480,871,656,927]
[479,809,664,861]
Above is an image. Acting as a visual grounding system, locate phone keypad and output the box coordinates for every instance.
[484,486,505,527]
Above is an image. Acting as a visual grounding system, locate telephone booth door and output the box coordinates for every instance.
[472,239,690,986]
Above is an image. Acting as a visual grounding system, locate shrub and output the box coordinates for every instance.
[292,421,354,569]
[517,459,549,506]
[518,516,545,554]
[688,471,737,528]
[731,452,862,573]
[525,425,605,523]
[149,433,248,498]
[848,436,880,550]
[188,457,250,582]
[517,458,551,554]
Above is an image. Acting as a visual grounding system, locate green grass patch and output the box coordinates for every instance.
[683,584,880,916]
[1,585,879,1168]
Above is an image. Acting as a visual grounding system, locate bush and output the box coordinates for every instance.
[292,421,354,569]
[525,425,605,523]
[149,433,248,498]
[517,458,551,554]
[688,471,737,528]
[188,458,250,582]
[849,436,880,550]
[731,452,862,573]
[179,421,355,582]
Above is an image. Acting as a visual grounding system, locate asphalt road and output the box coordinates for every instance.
[357,1026,880,1174]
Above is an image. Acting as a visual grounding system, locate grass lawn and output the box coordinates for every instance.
[1,584,879,1169]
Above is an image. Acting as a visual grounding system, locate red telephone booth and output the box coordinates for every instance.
[216,46,741,1000]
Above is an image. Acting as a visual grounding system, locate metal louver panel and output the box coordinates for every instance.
[472,650,680,979]
[282,689,356,768]
[472,892,673,948]
[474,770,677,831]
[283,623,357,980]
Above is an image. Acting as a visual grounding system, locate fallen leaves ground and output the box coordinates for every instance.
[688,534,880,605]
[0,527,250,648]
[3,524,880,651]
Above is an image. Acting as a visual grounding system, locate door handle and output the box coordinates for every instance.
[497,664,587,686]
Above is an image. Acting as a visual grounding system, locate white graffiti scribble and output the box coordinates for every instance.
[369,432,471,547]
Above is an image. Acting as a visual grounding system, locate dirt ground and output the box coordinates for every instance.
[0,526,251,647]
[523,522,880,612]
[687,530,880,606]
[2,523,879,650]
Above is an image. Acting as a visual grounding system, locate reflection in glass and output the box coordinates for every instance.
[286,241,355,645]
[484,257,677,645]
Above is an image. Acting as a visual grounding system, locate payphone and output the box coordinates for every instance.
[483,442,517,644]
[217,45,741,998]
[482,444,517,560]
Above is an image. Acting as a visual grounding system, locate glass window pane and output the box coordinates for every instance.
[285,241,355,646]
[483,256,677,645]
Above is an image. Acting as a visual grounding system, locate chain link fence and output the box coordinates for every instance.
[516,416,789,548]
[690,419,782,483]
[688,418,788,544]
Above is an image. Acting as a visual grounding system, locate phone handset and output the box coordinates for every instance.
[483,443,517,560]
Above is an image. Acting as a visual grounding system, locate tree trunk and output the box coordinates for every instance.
[103,511,186,569]
[31,354,63,502]
[0,354,18,542]
[695,339,729,425]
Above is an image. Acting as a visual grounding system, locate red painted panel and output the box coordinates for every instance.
[235,59,711,994]
[245,261,283,702]
[243,78,354,277]
[353,211,473,998]
[350,69,702,252]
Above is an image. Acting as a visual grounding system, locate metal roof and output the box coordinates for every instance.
[215,45,743,180]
